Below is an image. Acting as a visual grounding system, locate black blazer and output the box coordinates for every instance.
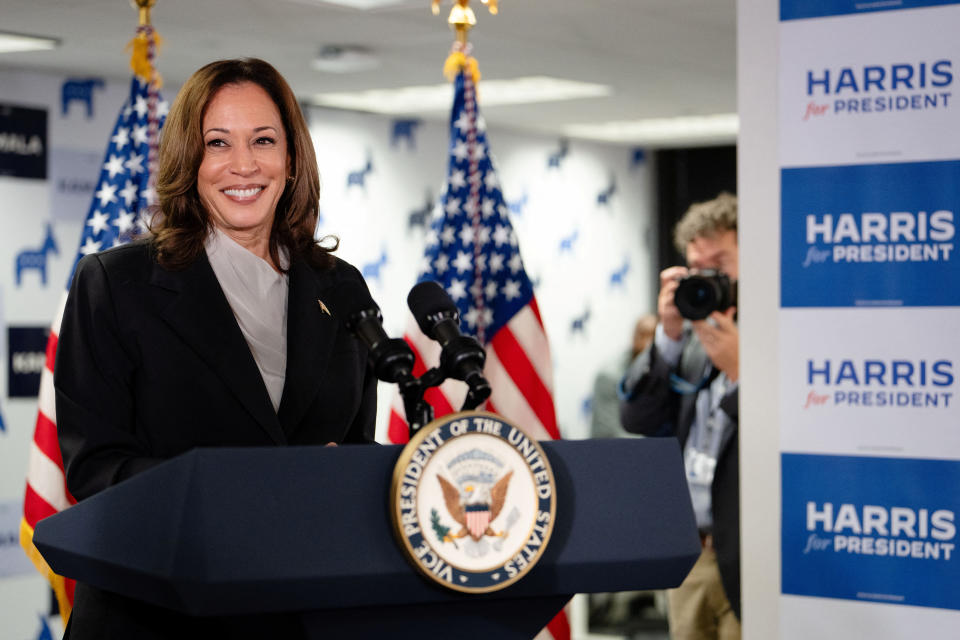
[55,240,377,638]
[619,333,741,620]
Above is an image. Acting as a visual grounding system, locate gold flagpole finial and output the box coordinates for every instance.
[433,1,497,82]
[432,1,498,45]
[131,0,156,27]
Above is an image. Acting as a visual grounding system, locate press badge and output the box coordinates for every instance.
[685,447,717,488]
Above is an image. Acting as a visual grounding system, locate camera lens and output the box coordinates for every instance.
[674,274,723,320]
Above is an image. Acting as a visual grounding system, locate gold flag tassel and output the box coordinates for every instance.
[126,0,163,88]
[443,45,481,85]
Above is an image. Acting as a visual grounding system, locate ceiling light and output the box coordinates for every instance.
[564,113,739,146]
[312,46,380,73]
[311,76,611,113]
[0,31,60,54]
[290,0,413,9]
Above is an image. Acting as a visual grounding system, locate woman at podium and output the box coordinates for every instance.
[55,58,377,638]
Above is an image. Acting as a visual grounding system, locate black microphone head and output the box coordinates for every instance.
[326,279,382,331]
[407,280,458,335]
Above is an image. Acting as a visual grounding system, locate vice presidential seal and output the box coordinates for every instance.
[390,411,557,593]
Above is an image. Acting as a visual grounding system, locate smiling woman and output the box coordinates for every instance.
[54,58,378,639]
[152,58,331,272]
[196,82,290,264]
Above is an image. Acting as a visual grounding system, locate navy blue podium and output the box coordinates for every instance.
[34,438,698,638]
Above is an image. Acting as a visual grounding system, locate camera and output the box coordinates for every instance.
[674,270,737,320]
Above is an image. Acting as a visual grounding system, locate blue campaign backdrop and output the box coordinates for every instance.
[781,160,960,307]
[780,0,960,21]
[782,452,960,610]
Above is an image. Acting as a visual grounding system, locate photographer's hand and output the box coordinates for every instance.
[658,266,689,341]
[692,308,738,383]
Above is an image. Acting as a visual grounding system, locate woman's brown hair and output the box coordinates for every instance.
[152,58,334,270]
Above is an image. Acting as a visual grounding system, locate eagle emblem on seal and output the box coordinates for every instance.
[391,412,557,592]
[437,470,514,541]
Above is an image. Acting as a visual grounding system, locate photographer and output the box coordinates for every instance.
[619,193,740,640]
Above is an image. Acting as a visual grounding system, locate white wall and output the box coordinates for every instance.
[737,1,781,638]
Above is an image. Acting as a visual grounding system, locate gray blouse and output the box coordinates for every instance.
[205,227,289,412]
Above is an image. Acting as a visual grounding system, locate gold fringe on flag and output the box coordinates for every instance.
[127,31,164,87]
[20,520,73,623]
[127,0,163,87]
[443,49,481,84]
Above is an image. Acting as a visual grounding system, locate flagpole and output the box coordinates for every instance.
[128,0,162,222]
[132,0,156,26]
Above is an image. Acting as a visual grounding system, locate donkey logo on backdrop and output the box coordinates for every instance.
[62,78,105,119]
[361,249,389,285]
[346,157,374,190]
[558,228,579,254]
[547,139,569,169]
[390,119,421,150]
[16,223,59,287]
[407,190,435,233]
[570,307,591,335]
[506,191,528,217]
[597,177,617,206]
[609,258,630,289]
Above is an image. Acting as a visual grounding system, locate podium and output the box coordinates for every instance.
[34,438,699,638]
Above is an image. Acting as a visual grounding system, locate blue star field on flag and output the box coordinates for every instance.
[70,77,167,282]
[418,71,534,344]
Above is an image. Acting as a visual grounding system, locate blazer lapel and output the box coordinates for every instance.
[276,255,341,436]
[149,252,287,445]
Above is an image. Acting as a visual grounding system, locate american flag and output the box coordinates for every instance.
[19,70,166,621]
[388,69,568,640]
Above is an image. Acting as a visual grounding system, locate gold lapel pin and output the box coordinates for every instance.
[317,299,331,316]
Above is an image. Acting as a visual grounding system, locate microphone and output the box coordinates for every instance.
[328,281,414,384]
[407,281,491,408]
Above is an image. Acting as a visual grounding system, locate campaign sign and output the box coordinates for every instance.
[783,453,959,610]
[8,326,48,397]
[779,308,960,459]
[0,104,47,179]
[781,160,960,307]
[782,0,960,21]
[779,5,960,167]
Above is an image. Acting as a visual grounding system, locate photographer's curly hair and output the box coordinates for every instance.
[151,58,336,271]
[673,192,738,256]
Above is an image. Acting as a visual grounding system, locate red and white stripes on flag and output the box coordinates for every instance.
[387,52,568,640]
[20,294,76,617]
[20,29,165,620]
